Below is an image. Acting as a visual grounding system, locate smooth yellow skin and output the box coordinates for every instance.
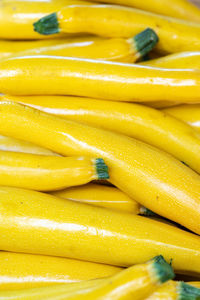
[8,95,200,175]
[0,37,142,63]
[1,56,200,103]
[1,186,200,275]
[0,0,90,40]
[51,183,141,214]
[0,134,57,156]
[0,251,120,291]
[53,4,200,53]
[0,281,104,300]
[0,38,81,60]
[146,281,178,300]
[163,105,200,133]
[0,260,165,300]
[87,0,200,23]
[142,52,200,69]
[0,152,101,191]
[1,102,200,235]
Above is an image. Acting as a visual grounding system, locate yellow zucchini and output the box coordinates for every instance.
[0,256,174,300]
[1,56,200,103]
[0,134,57,156]
[0,151,109,191]
[0,30,158,63]
[34,4,200,53]
[163,105,200,133]
[86,0,200,23]
[146,281,200,300]
[6,95,200,175]
[51,183,142,214]
[141,51,200,69]
[0,251,120,291]
[1,101,200,235]
[0,186,200,275]
[0,0,91,39]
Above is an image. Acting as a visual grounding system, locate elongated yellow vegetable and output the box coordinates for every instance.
[51,183,141,214]
[0,256,174,300]
[0,151,108,191]
[0,0,91,40]
[0,134,57,156]
[0,251,120,291]
[1,186,200,275]
[142,52,200,69]
[86,0,200,23]
[146,281,200,300]
[163,105,200,133]
[0,30,158,63]
[1,56,200,104]
[0,38,77,60]
[34,4,200,53]
[7,95,200,175]
[1,101,200,235]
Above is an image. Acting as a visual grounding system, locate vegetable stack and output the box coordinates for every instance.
[1,0,200,298]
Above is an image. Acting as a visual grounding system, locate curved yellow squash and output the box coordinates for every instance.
[1,102,200,235]
[0,134,57,155]
[0,256,174,300]
[87,0,200,23]
[0,251,120,291]
[163,105,200,133]
[146,281,200,300]
[51,183,141,214]
[34,4,200,53]
[0,152,108,191]
[1,56,200,103]
[1,186,200,275]
[0,30,158,63]
[7,95,200,175]
[0,0,90,40]
[142,51,200,69]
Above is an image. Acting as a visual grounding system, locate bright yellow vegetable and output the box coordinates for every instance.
[1,101,200,235]
[34,4,200,53]
[0,0,91,40]
[0,256,174,300]
[1,186,200,275]
[0,38,76,60]
[146,281,200,300]
[51,183,141,214]
[142,51,200,69]
[0,134,57,156]
[1,56,200,103]
[0,30,158,63]
[86,0,200,23]
[163,105,200,133]
[0,251,120,291]
[7,95,200,175]
[0,151,108,191]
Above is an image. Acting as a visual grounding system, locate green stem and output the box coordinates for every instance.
[33,13,59,35]
[179,282,200,300]
[152,255,175,284]
[133,28,159,59]
[95,158,109,180]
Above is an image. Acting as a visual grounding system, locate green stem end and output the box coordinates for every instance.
[33,13,59,35]
[152,255,175,284]
[133,28,159,58]
[179,282,200,300]
[95,158,109,180]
